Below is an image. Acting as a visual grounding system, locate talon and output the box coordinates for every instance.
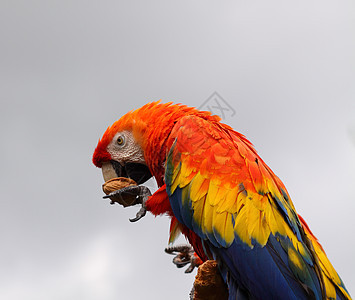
[129,206,147,222]
[129,186,151,222]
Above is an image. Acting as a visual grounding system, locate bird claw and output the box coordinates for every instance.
[103,185,151,222]
[129,206,147,222]
[165,244,202,273]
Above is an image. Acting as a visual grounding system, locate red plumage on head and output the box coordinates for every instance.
[92,101,221,170]
[92,142,111,167]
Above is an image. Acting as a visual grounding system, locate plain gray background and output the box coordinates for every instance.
[1,1,354,299]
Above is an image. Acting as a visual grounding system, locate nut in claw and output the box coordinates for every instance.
[102,177,138,207]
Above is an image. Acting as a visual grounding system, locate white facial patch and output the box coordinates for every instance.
[106,130,146,164]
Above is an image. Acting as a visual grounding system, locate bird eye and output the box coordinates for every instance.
[117,135,125,146]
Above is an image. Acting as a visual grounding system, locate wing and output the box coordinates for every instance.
[164,115,350,300]
[298,215,351,300]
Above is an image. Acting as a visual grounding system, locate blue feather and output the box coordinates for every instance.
[207,234,323,300]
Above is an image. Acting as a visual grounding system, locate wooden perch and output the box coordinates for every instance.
[190,260,229,300]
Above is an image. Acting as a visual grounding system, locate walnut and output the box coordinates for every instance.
[102,177,138,207]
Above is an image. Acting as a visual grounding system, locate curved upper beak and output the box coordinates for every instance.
[102,162,118,182]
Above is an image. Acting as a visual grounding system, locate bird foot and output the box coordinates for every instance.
[165,244,203,273]
[103,185,151,222]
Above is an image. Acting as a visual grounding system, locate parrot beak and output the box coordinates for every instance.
[101,160,152,184]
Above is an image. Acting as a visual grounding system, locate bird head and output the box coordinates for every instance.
[93,101,221,186]
[93,103,155,185]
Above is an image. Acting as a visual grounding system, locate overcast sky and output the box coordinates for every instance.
[1,1,354,299]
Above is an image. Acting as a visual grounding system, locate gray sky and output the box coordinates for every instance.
[1,1,354,299]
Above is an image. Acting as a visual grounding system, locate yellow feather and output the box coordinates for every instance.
[192,196,206,228]
[236,189,247,213]
[313,240,342,287]
[179,172,196,188]
[206,180,220,206]
[203,201,214,236]
[213,211,235,246]
[211,186,228,207]
[323,275,337,300]
[212,211,226,236]
[264,196,288,237]
[223,212,235,245]
[170,167,181,193]
[250,192,267,211]
[171,162,181,185]
[179,161,195,187]
[190,172,207,202]
[265,176,281,200]
[246,200,270,246]
[198,178,210,197]
[216,186,240,213]
[234,203,252,247]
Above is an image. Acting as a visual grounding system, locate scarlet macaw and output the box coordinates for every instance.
[93,102,351,300]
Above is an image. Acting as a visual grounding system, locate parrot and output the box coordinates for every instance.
[92,101,351,300]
